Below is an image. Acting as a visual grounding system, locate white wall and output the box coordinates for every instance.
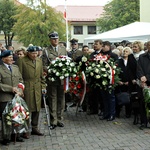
[140,0,150,22]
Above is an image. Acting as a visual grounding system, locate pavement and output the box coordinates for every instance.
[0,105,150,150]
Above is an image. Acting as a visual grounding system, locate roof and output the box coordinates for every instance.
[55,5,104,21]
[84,22,150,43]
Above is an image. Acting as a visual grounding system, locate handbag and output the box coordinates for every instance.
[116,92,130,105]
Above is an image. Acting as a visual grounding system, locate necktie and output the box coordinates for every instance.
[8,65,12,72]
[55,47,57,52]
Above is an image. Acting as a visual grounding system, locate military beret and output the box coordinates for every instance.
[0,50,13,58]
[48,31,59,39]
[36,46,42,51]
[27,46,37,52]
[70,38,78,44]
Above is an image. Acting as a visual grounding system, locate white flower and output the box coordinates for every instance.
[96,75,100,79]
[70,62,75,67]
[69,68,72,72]
[56,72,60,76]
[51,78,55,81]
[105,64,109,68]
[103,74,107,77]
[99,60,103,64]
[88,66,92,70]
[73,74,76,77]
[101,68,106,71]
[62,68,66,71]
[65,73,69,77]
[59,63,63,67]
[62,58,65,61]
[95,68,99,73]
[53,69,56,73]
[92,63,96,67]
[102,81,107,85]
[66,62,69,65]
[79,62,82,65]
[60,76,64,80]
[7,121,12,126]
[113,66,116,69]
[6,116,10,120]
[90,72,94,76]
[82,56,87,62]
[97,64,100,68]
[73,68,77,72]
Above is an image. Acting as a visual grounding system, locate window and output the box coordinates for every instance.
[74,26,83,34]
[88,26,96,34]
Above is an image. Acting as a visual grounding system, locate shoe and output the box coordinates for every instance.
[21,133,30,139]
[69,102,76,107]
[57,122,64,127]
[107,116,115,121]
[31,129,44,136]
[99,115,109,120]
[139,124,147,130]
[1,139,10,145]
[98,112,104,116]
[16,137,24,142]
[50,124,57,130]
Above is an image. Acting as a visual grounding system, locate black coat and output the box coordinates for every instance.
[137,52,150,85]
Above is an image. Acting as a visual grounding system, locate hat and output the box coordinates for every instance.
[0,50,13,58]
[36,46,42,51]
[27,46,37,52]
[70,38,78,44]
[48,31,59,39]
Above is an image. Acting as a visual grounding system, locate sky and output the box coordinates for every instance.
[19,0,111,7]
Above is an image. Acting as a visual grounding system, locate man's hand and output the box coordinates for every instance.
[12,87,19,93]
[141,76,147,82]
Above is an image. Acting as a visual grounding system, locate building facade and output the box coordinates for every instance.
[55,5,104,49]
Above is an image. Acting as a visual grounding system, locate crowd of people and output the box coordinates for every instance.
[0,33,150,146]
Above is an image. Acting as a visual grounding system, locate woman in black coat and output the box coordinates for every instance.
[115,47,133,118]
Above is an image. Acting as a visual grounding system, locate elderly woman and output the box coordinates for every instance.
[15,46,27,58]
[115,47,133,118]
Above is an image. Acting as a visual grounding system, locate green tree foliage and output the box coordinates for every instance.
[13,1,66,47]
[96,0,140,32]
[0,0,17,47]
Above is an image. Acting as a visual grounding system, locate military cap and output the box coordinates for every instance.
[70,38,78,44]
[27,46,37,52]
[0,50,13,58]
[48,31,59,39]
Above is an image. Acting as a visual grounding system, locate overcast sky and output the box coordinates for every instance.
[19,0,111,7]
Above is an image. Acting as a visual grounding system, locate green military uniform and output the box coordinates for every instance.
[0,50,24,143]
[17,55,46,130]
[42,44,67,125]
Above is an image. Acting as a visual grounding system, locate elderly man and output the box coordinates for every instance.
[17,46,46,136]
[42,31,67,129]
[0,50,24,145]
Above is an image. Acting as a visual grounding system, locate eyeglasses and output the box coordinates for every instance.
[71,43,77,45]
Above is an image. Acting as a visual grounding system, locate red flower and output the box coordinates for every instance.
[77,83,82,89]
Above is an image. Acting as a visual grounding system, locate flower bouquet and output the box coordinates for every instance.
[2,95,30,139]
[143,86,150,118]
[69,71,86,106]
[47,55,78,82]
[83,54,121,92]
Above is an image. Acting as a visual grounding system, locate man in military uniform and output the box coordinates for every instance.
[68,38,83,61]
[0,50,24,145]
[42,31,67,129]
[17,46,46,136]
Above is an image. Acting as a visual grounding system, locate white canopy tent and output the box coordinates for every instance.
[84,22,150,45]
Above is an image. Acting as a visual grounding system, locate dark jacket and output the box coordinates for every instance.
[137,52,150,85]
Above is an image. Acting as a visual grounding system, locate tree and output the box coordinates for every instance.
[0,0,17,47]
[96,0,140,32]
[12,1,66,47]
